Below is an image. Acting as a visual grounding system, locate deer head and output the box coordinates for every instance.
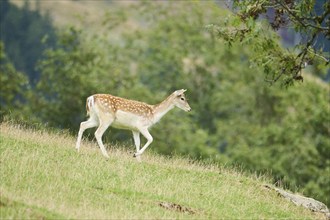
[172,89,191,112]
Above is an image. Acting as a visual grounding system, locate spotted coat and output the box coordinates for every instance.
[93,94,153,117]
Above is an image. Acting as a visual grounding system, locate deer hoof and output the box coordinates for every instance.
[133,152,141,157]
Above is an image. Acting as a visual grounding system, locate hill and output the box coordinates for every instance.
[0,122,325,219]
[9,0,112,28]
[9,0,137,34]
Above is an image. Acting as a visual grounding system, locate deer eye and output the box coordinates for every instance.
[180,97,185,101]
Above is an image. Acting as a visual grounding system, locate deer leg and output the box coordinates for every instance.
[134,128,153,157]
[76,117,98,152]
[132,131,142,161]
[95,116,113,159]
[132,131,141,152]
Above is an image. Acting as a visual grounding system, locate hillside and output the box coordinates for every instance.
[10,0,113,28]
[0,122,325,219]
[9,0,139,34]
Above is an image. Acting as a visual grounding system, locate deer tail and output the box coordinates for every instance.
[86,95,94,116]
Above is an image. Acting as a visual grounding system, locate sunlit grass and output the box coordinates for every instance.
[0,122,323,219]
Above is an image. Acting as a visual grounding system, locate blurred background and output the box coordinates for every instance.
[0,0,329,206]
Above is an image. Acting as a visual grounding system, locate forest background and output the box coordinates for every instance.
[0,0,329,206]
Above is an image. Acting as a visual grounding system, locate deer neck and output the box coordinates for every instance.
[152,95,175,124]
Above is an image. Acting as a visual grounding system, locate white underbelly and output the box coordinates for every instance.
[112,111,149,130]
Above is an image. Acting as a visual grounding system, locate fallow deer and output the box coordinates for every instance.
[76,89,191,159]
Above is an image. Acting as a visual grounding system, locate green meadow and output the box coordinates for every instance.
[0,122,323,219]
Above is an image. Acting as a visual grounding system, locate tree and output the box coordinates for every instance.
[208,0,329,86]
[0,0,56,84]
[0,41,28,118]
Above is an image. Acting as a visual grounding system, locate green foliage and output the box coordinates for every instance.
[34,27,99,128]
[0,0,56,82]
[34,26,149,129]
[0,42,28,118]
[209,0,330,86]
[218,80,330,204]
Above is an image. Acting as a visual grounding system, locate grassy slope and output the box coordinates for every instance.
[0,123,324,219]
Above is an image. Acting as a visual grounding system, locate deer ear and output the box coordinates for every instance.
[174,89,187,96]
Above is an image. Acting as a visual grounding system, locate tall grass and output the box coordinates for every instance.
[0,122,324,219]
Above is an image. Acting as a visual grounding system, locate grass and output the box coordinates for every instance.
[0,122,324,219]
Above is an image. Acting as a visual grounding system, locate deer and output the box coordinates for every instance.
[75,89,191,159]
